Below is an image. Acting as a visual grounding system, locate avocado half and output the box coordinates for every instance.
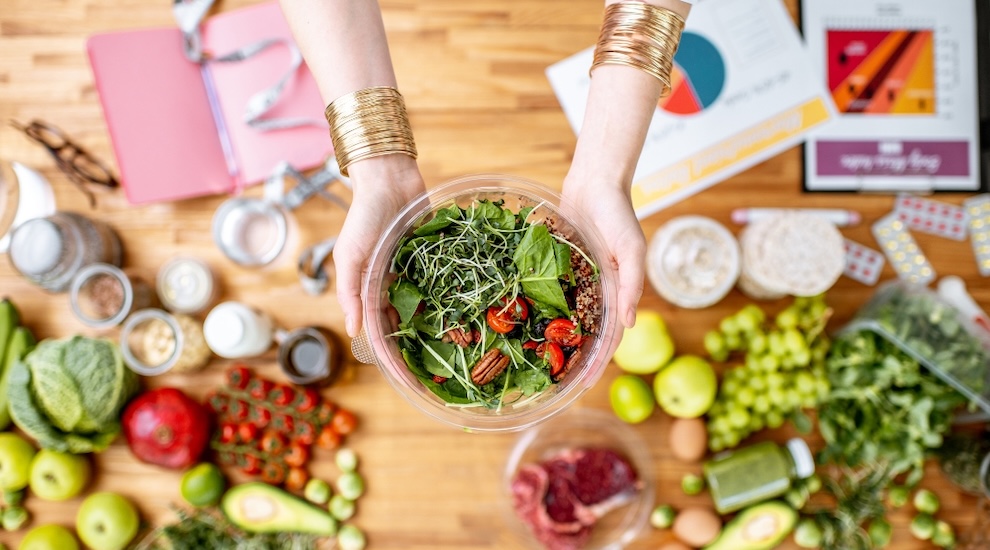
[222,482,338,536]
[704,500,797,550]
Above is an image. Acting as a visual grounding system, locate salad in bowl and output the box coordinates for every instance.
[355,174,619,432]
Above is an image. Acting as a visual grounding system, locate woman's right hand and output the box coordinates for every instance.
[335,155,426,338]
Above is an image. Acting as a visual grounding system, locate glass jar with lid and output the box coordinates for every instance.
[157,256,219,314]
[8,212,122,292]
[703,438,815,514]
[69,263,154,329]
[119,309,212,376]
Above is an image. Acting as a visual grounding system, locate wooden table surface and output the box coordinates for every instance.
[0,0,986,548]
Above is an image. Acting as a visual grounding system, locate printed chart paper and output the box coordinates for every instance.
[802,0,982,192]
[546,0,835,219]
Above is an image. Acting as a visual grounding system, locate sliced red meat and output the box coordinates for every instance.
[572,448,640,505]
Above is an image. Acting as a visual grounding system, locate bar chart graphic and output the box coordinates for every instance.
[826,29,935,115]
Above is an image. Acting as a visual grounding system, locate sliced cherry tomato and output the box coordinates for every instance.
[238,422,259,444]
[486,308,515,334]
[270,385,295,408]
[260,430,287,455]
[284,443,310,468]
[285,467,309,491]
[248,378,275,400]
[538,342,565,376]
[294,420,317,446]
[226,365,253,390]
[296,388,321,413]
[261,461,287,484]
[330,409,358,435]
[522,340,539,351]
[317,426,342,450]
[486,296,529,333]
[545,318,582,347]
[431,374,448,384]
[241,454,262,475]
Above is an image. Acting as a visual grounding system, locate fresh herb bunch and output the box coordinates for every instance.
[135,507,317,550]
[808,464,891,550]
[388,199,598,409]
[818,329,968,485]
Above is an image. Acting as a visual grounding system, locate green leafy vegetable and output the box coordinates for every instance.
[8,336,140,453]
[135,507,317,550]
[388,199,597,408]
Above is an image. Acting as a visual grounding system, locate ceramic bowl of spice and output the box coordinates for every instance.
[353,174,620,433]
[69,263,153,329]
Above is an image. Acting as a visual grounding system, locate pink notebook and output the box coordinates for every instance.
[87,1,331,205]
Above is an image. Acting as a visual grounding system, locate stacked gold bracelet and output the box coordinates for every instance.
[324,86,418,177]
[591,1,686,96]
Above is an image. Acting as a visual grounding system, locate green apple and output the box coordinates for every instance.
[609,375,656,423]
[613,310,675,374]
[29,450,90,501]
[19,524,79,550]
[76,492,140,550]
[653,355,717,418]
[0,432,36,492]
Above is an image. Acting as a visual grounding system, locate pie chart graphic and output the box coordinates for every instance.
[659,32,726,115]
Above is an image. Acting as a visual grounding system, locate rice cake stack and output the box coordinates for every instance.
[738,212,845,299]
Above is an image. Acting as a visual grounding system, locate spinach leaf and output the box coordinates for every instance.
[513,224,570,314]
[401,348,474,405]
[514,369,551,396]
[470,200,516,231]
[388,280,423,324]
[413,204,462,236]
[554,241,574,285]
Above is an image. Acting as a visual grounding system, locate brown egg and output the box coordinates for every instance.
[672,506,722,547]
[668,417,708,462]
[657,542,692,550]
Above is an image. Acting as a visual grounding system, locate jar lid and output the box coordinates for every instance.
[69,263,134,329]
[647,216,740,309]
[203,303,247,357]
[786,438,815,479]
[157,257,215,314]
[10,218,63,275]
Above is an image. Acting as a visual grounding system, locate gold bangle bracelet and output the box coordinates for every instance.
[324,86,418,177]
[591,1,686,96]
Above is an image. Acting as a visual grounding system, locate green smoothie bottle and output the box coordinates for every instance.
[703,438,815,514]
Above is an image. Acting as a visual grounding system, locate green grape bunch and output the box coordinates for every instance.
[704,296,832,452]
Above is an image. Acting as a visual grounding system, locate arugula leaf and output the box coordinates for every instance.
[513,224,570,314]
[389,280,423,324]
[421,340,459,378]
[414,204,462,236]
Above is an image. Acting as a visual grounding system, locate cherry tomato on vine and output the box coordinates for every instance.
[285,467,309,491]
[331,409,358,435]
[317,426,342,450]
[261,461,287,484]
[284,443,310,468]
[241,454,262,475]
[545,318,582,347]
[238,422,259,444]
[260,431,287,455]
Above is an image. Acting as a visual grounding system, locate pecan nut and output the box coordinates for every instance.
[441,326,473,348]
[552,348,581,382]
[471,349,510,385]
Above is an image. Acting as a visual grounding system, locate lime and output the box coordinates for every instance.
[609,375,655,423]
[180,463,226,507]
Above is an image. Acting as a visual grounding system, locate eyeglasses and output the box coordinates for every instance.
[9,120,119,207]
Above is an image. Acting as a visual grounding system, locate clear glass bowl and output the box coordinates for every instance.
[354,174,620,432]
[501,407,655,549]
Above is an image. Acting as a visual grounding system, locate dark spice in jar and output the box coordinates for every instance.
[89,273,125,318]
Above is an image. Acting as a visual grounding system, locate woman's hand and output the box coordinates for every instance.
[335,155,425,337]
[561,178,645,331]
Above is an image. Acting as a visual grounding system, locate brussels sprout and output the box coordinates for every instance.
[650,505,676,529]
[913,489,940,515]
[681,474,704,496]
[793,518,823,548]
[910,513,936,541]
